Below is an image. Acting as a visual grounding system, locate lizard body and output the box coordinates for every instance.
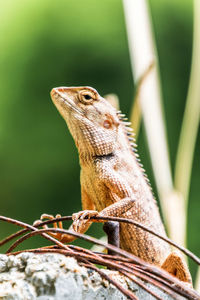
[43,86,191,283]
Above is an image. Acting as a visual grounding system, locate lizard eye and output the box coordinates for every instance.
[79,90,95,104]
[83,94,92,100]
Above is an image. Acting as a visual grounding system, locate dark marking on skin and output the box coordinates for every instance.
[95,152,115,161]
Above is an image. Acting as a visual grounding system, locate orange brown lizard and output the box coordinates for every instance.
[39,86,192,284]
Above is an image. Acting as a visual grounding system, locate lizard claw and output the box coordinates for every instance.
[72,210,98,232]
[34,213,64,241]
[33,219,42,227]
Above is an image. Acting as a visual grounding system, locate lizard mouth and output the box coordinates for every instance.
[50,87,83,115]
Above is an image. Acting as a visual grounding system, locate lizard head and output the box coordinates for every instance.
[50,86,121,158]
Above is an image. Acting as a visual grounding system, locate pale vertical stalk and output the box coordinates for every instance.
[174,0,200,211]
[130,92,141,138]
[130,63,154,138]
[123,0,184,243]
[172,0,200,291]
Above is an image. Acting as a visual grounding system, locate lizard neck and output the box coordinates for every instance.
[78,125,132,167]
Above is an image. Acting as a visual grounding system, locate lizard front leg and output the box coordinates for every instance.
[72,197,136,231]
[72,166,135,229]
[72,168,136,232]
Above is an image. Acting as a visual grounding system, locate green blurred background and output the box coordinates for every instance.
[0,0,199,278]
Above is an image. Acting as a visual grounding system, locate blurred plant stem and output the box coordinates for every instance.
[130,63,154,139]
[174,0,200,220]
[123,0,177,238]
[173,0,200,291]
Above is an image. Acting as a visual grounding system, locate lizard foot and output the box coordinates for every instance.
[161,251,192,286]
[34,214,74,243]
[72,210,98,232]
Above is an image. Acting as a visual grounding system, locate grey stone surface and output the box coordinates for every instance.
[0,253,185,299]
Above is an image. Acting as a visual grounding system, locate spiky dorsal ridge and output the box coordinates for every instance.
[116,110,152,188]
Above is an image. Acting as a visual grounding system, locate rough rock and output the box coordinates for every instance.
[0,253,186,299]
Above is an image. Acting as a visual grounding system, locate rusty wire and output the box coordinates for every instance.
[4,227,200,299]
[1,215,199,265]
[0,215,200,300]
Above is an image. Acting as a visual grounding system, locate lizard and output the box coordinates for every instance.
[39,85,192,284]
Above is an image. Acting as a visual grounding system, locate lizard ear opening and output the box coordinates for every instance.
[103,114,120,130]
[103,120,112,129]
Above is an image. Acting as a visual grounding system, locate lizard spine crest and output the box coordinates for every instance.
[117,110,151,188]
